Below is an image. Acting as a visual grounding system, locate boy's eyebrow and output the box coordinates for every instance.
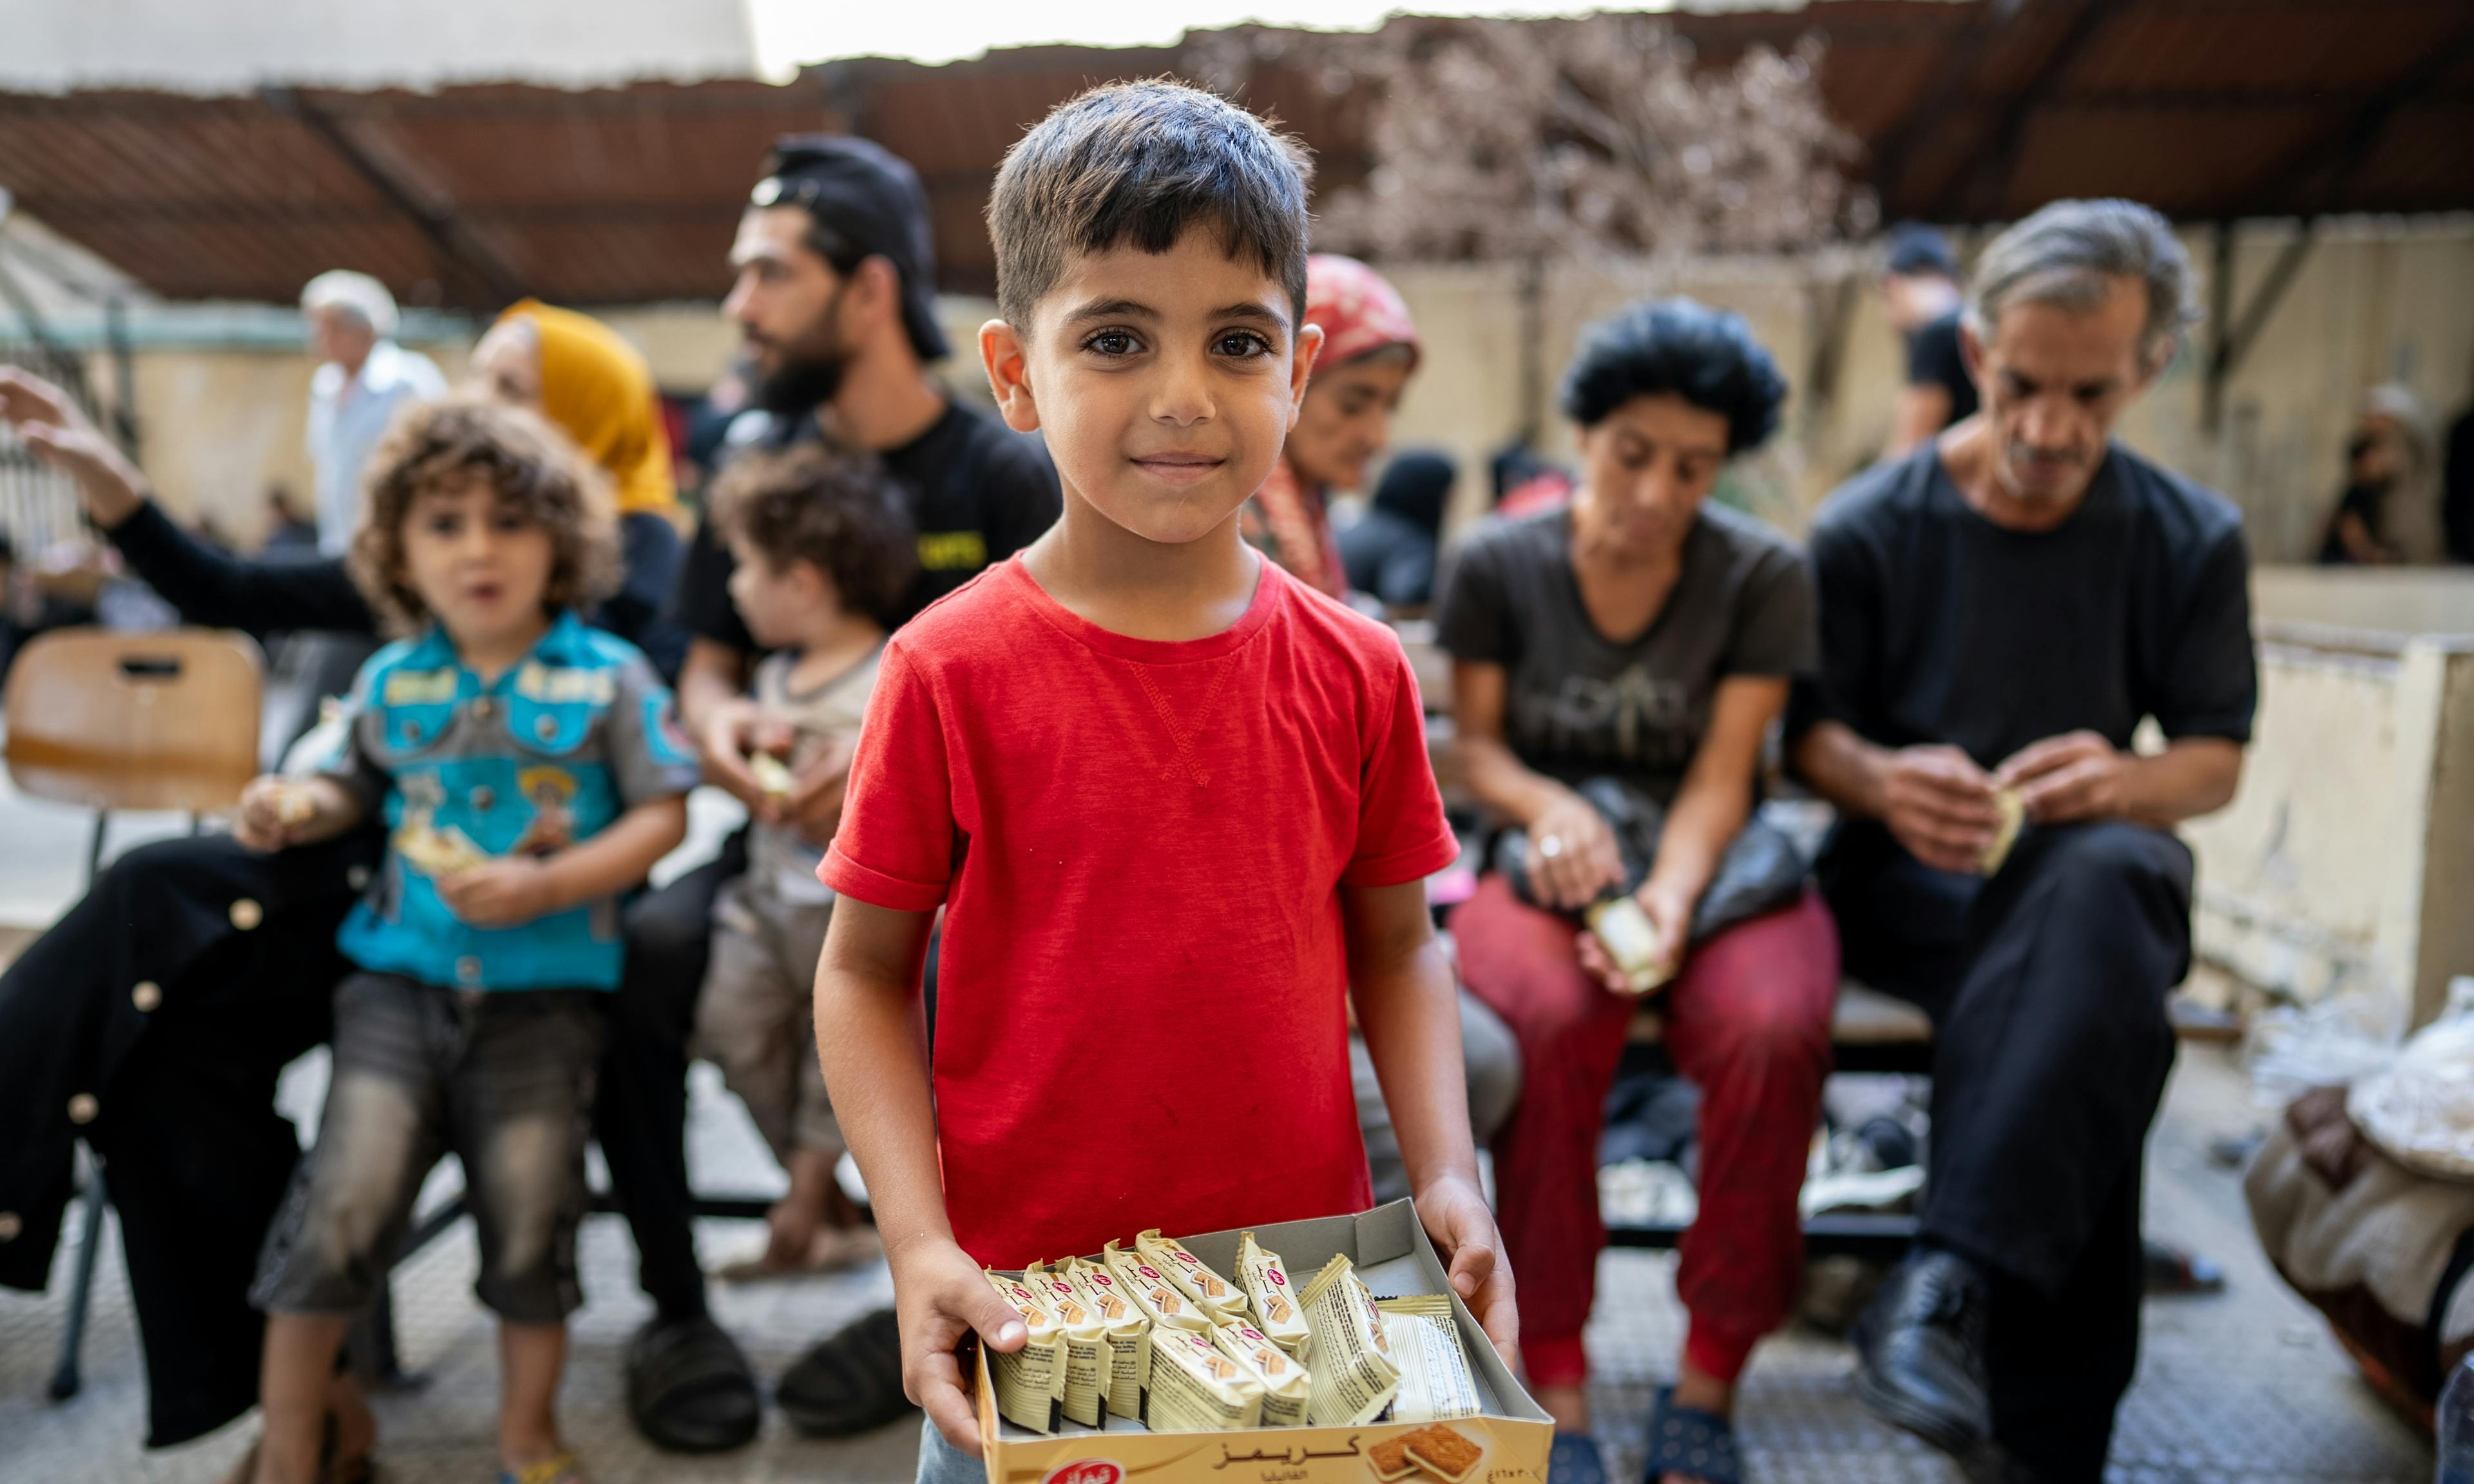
[1060,296,1160,325]
[1057,297,1291,331]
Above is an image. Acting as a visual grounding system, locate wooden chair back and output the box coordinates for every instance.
[5,627,264,812]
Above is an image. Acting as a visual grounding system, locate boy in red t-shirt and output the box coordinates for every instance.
[813,81,1517,1469]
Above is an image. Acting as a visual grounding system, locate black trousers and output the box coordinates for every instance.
[595,835,741,1322]
[1823,820,2191,1482]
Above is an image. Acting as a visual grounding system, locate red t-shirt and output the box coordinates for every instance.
[822,555,1460,1268]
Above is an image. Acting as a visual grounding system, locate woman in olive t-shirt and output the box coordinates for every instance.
[1434,300,1839,1484]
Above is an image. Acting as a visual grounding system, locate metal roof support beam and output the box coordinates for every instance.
[1931,0,2131,222]
[260,86,526,310]
[2205,219,2316,428]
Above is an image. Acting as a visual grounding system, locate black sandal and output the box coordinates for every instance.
[1642,1387,1743,1484]
[626,1313,761,1453]
[775,1306,917,1438]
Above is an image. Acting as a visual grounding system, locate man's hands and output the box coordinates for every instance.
[694,698,854,846]
[890,1233,1028,1457]
[0,368,147,529]
[1995,730,2129,824]
[1522,790,1624,910]
[1875,745,2004,873]
[1415,1173,1518,1370]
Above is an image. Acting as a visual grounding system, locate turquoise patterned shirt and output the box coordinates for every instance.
[315,611,700,991]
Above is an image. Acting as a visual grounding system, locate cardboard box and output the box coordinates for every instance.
[976,1200,1551,1484]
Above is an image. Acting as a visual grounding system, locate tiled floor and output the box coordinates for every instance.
[0,1050,2431,1483]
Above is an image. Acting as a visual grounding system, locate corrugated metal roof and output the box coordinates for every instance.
[1,0,2468,311]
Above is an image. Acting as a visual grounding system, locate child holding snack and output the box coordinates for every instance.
[696,444,915,1275]
[234,397,698,1484]
[810,81,1519,1478]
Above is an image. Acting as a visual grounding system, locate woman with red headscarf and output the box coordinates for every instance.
[1241,254,1424,598]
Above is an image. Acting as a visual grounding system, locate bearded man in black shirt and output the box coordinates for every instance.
[1791,199,2255,1481]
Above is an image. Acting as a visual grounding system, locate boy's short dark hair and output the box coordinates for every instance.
[350,395,620,633]
[709,443,917,627]
[1558,298,1788,456]
[987,79,1313,332]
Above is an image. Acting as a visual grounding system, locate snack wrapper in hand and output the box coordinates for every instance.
[1234,1230,1311,1354]
[1981,787,2026,875]
[1584,895,1672,996]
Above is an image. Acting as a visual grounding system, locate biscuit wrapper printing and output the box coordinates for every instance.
[983,1268,1066,1434]
[1376,1297,1481,1422]
[1234,1230,1311,1355]
[1025,1260,1110,1427]
[1104,1240,1214,1336]
[1136,1227,1249,1322]
[1060,1255,1149,1419]
[1146,1325,1265,1432]
[1211,1321,1313,1428]
[1298,1253,1401,1426]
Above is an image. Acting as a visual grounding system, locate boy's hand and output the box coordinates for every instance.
[233,776,300,852]
[888,1233,1028,1457]
[694,695,772,815]
[783,734,858,847]
[437,858,556,926]
[1415,1174,1518,1370]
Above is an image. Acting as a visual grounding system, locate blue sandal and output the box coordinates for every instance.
[1641,1387,1741,1484]
[1549,1431,1607,1484]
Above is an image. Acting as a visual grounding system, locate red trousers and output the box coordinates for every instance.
[1452,877,1838,1387]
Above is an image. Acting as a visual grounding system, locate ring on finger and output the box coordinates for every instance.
[1537,835,1564,859]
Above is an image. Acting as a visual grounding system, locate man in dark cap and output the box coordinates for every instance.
[617,133,1060,1451]
[1881,222,1977,457]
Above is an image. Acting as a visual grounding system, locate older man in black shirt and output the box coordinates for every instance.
[1792,200,2255,1481]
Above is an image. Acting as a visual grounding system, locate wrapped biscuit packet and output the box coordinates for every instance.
[1234,1231,1311,1355]
[1298,1253,1401,1426]
[1104,1239,1213,1335]
[1061,1255,1149,1420]
[983,1269,1065,1434]
[1147,1325,1265,1431]
[1377,1297,1481,1422]
[1212,1321,1313,1428]
[1026,1260,1109,1427]
[1136,1228,1248,1322]
[1982,787,2027,875]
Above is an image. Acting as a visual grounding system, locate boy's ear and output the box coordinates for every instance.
[979,318,1041,433]
[1285,323,1326,428]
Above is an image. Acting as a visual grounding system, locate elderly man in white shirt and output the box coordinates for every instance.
[301,270,446,555]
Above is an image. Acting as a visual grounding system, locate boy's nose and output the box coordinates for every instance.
[1149,356,1216,426]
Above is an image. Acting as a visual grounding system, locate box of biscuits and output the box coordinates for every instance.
[973,1199,1551,1484]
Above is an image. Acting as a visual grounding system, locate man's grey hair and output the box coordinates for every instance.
[1963,198,2201,370]
[300,269,399,340]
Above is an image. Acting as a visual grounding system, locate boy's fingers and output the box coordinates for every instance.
[913,1354,986,1459]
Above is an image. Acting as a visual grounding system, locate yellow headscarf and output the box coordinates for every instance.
[497,299,678,517]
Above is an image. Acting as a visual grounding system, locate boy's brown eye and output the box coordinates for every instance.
[1084,330,1138,356]
[1216,332,1271,359]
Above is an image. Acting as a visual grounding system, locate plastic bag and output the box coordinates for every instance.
[2244,966,2411,1108]
[2348,978,2474,1181]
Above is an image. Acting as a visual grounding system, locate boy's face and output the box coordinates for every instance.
[725,530,836,649]
[981,228,1321,546]
[400,473,555,649]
